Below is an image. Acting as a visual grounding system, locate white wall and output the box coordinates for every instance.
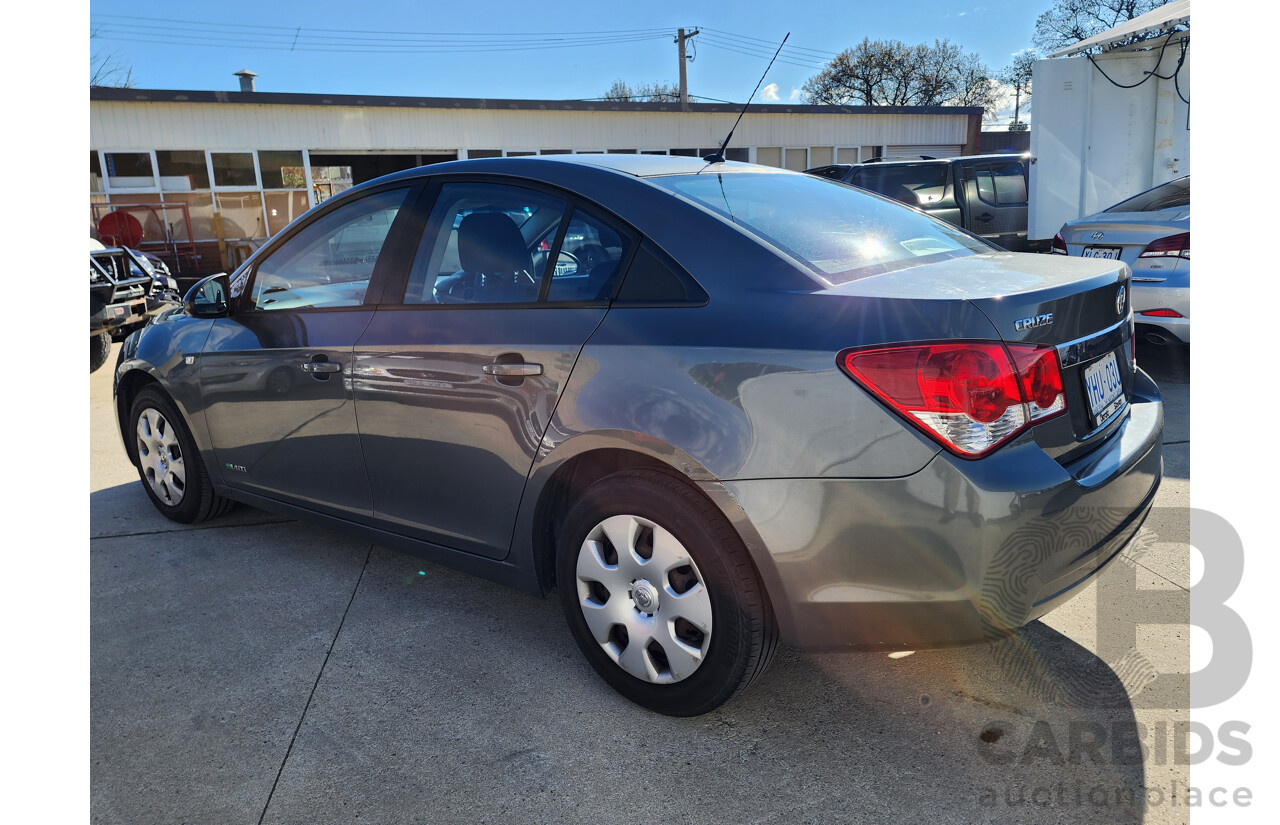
[1030,41,1190,239]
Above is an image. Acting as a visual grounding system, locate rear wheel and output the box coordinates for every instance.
[128,386,234,523]
[557,469,777,716]
[90,333,111,373]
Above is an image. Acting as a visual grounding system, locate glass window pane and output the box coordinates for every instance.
[211,152,256,187]
[850,164,950,207]
[755,147,781,167]
[161,193,217,241]
[505,150,537,157]
[725,147,749,163]
[1104,176,1190,213]
[215,192,267,239]
[259,151,306,189]
[252,187,410,311]
[467,149,503,159]
[311,166,352,203]
[991,162,1027,204]
[265,191,311,236]
[546,208,631,303]
[105,152,154,188]
[156,150,210,191]
[99,197,166,245]
[669,148,698,157]
[974,165,996,204]
[651,172,990,285]
[540,149,572,155]
[404,182,567,305]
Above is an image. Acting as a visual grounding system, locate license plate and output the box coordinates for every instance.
[1083,246,1121,259]
[1083,352,1124,424]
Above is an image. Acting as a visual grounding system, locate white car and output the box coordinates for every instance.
[1053,176,1190,345]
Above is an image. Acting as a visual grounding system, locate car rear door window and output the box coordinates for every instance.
[404,183,567,304]
[249,187,410,311]
[972,162,1027,206]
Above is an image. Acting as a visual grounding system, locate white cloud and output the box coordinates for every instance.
[761,82,780,101]
[789,88,802,102]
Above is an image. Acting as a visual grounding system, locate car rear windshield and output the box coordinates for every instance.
[650,171,991,285]
[1104,177,1190,213]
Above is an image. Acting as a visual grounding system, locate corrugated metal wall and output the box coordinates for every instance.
[90,101,973,153]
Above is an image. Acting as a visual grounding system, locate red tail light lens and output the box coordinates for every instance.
[1139,308,1184,318]
[1138,232,1189,260]
[840,342,1066,457]
[1051,232,1068,255]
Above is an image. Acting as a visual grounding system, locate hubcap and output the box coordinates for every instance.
[136,408,186,507]
[575,514,713,684]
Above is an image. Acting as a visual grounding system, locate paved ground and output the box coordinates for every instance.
[91,342,1191,825]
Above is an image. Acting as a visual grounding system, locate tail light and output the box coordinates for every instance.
[1139,308,1184,318]
[1051,233,1068,254]
[839,342,1066,457]
[1138,232,1189,259]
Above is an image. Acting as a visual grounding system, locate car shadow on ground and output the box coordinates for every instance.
[90,485,1152,825]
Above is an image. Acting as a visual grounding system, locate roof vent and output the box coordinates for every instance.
[234,69,258,93]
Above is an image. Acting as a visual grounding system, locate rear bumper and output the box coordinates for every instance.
[715,370,1164,651]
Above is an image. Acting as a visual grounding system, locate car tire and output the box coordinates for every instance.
[90,333,112,373]
[128,386,235,523]
[556,469,777,716]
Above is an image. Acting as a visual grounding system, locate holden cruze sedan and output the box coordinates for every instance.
[1053,175,1190,345]
[114,155,1162,716]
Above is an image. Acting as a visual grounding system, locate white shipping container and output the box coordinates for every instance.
[1029,39,1189,240]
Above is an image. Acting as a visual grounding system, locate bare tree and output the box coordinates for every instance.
[602,79,680,103]
[802,38,998,117]
[1033,0,1184,54]
[90,27,135,87]
[999,49,1037,128]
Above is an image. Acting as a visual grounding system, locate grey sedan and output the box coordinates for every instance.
[114,155,1162,716]
[1054,176,1190,345]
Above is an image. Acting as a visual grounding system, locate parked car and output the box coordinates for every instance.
[805,154,1041,252]
[114,155,1162,715]
[90,242,178,372]
[1052,176,1190,345]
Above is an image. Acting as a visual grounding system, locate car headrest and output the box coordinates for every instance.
[458,212,532,275]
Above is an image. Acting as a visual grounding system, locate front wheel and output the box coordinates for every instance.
[128,386,235,523]
[557,469,777,716]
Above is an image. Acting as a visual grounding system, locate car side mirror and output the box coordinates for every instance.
[184,273,231,318]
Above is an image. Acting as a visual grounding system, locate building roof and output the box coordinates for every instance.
[88,86,983,117]
[1047,0,1190,58]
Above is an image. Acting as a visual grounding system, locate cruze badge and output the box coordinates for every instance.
[1015,313,1054,332]
[1117,285,1127,315]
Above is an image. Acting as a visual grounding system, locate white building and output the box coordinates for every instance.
[90,86,982,275]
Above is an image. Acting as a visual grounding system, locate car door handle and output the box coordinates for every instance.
[977,212,994,222]
[482,362,543,377]
[300,361,341,374]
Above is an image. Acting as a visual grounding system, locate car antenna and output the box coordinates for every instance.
[701,32,790,167]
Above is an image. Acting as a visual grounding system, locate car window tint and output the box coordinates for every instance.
[653,171,990,285]
[1103,176,1190,213]
[250,187,409,311]
[545,209,632,303]
[404,182,567,305]
[974,165,997,204]
[849,164,949,207]
[991,162,1027,204]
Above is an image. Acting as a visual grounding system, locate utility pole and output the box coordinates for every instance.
[676,28,699,108]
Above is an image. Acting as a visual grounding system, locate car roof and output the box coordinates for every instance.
[856,153,1028,166]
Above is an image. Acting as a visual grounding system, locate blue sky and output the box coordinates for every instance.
[90,0,1047,104]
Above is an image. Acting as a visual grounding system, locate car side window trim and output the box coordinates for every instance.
[232,180,425,315]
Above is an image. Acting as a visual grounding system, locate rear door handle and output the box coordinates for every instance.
[482,363,543,377]
[300,361,341,374]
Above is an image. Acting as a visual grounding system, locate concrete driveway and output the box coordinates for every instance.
[91,342,1191,824]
